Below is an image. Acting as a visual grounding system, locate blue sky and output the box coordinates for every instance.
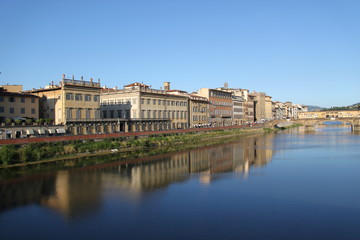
[1,0,359,107]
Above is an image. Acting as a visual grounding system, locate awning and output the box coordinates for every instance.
[26,129,35,135]
[56,128,66,134]
[38,129,46,135]
[48,129,56,134]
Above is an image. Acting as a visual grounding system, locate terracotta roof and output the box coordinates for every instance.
[124,82,149,87]
[0,91,39,98]
[166,90,187,93]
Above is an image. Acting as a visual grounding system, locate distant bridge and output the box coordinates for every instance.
[267,117,360,131]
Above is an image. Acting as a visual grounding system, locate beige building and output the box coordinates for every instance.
[216,84,246,125]
[100,82,189,131]
[31,75,102,125]
[196,88,233,126]
[0,85,23,93]
[188,94,210,128]
[0,86,39,123]
[251,91,266,122]
[165,89,210,128]
[265,95,274,120]
[298,110,360,119]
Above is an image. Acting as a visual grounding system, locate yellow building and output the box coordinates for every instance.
[31,75,102,125]
[0,85,23,93]
[0,87,39,123]
[100,82,189,131]
[298,110,360,119]
[188,94,210,128]
[265,95,273,120]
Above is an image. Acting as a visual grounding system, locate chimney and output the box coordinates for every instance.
[164,82,170,91]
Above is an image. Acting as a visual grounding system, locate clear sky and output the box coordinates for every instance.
[1,0,359,108]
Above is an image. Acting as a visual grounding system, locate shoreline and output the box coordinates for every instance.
[0,127,266,169]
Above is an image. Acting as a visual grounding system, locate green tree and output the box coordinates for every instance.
[0,145,19,165]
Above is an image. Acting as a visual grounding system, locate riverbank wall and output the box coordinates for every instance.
[0,125,265,168]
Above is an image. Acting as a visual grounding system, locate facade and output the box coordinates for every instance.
[0,87,39,123]
[100,82,189,131]
[188,94,210,128]
[216,84,245,125]
[196,88,233,126]
[232,95,245,125]
[0,85,23,93]
[274,101,286,119]
[31,75,102,125]
[274,101,308,119]
[297,110,359,119]
[252,91,266,122]
[265,95,273,120]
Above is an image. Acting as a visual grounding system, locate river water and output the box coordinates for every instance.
[1,125,360,240]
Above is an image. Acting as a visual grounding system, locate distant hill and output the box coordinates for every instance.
[320,102,360,111]
[349,102,360,108]
[307,105,323,112]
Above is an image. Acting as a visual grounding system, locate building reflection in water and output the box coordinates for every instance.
[0,134,275,218]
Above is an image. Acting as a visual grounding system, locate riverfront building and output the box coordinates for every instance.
[30,75,102,125]
[100,82,189,131]
[165,89,210,128]
[196,88,233,126]
[0,86,39,123]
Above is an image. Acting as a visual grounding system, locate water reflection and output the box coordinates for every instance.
[0,134,275,218]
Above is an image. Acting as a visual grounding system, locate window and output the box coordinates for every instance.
[95,109,100,118]
[66,93,74,100]
[0,96,3,102]
[21,108,25,114]
[103,110,107,118]
[141,98,145,104]
[94,95,100,102]
[147,99,151,105]
[86,109,90,119]
[158,99,161,105]
[0,106,4,113]
[76,109,82,119]
[85,95,92,101]
[21,97,25,103]
[9,97,15,102]
[118,110,122,118]
[31,98,35,103]
[153,99,156,105]
[10,107,14,114]
[31,108,36,114]
[110,110,114,118]
[66,108,72,119]
[75,94,83,101]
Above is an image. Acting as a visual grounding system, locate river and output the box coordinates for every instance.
[1,125,360,240]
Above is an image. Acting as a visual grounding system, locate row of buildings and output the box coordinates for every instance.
[0,75,308,138]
